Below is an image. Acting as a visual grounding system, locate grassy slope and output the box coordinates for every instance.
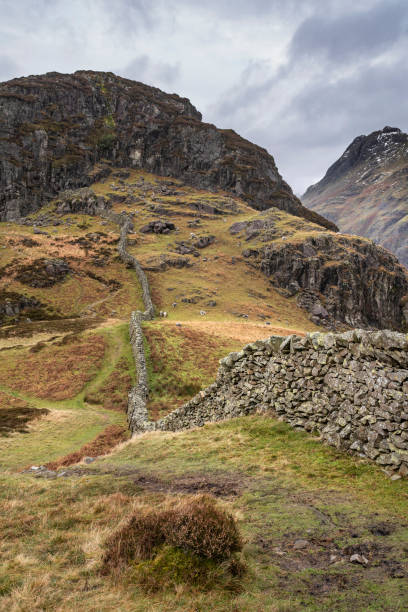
[0,167,407,610]
[0,322,132,470]
[92,168,322,330]
[1,417,408,611]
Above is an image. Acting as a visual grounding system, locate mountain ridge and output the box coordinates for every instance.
[302,126,408,266]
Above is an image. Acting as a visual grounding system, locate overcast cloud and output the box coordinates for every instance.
[1,0,407,193]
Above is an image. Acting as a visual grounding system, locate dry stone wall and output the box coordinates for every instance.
[110,209,408,477]
[133,329,408,477]
[106,211,155,432]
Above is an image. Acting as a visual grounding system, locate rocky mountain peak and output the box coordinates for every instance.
[382,125,401,134]
[302,126,408,267]
[0,70,336,231]
[305,126,408,195]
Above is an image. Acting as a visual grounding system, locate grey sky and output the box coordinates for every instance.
[1,0,407,194]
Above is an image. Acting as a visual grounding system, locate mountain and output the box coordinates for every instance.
[302,126,408,267]
[0,73,407,332]
[2,75,408,611]
[0,70,336,230]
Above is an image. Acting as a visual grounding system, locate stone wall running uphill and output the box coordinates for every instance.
[104,205,408,479]
[105,210,155,432]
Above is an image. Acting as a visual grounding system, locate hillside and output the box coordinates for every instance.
[0,168,407,609]
[302,126,408,267]
[1,71,408,611]
[1,167,406,332]
[0,70,335,230]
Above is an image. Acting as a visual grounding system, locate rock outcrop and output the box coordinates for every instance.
[13,258,70,288]
[54,188,111,216]
[302,126,408,267]
[224,206,408,331]
[242,233,408,330]
[0,70,335,230]
[0,291,43,323]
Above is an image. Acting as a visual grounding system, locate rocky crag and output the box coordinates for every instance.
[227,210,408,331]
[242,228,408,330]
[302,126,408,267]
[0,70,335,230]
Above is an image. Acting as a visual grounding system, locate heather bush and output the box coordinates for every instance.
[101,494,245,590]
[101,507,166,574]
[163,494,242,560]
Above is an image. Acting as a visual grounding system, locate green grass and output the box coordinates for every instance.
[1,416,408,611]
[0,323,132,470]
[98,417,408,516]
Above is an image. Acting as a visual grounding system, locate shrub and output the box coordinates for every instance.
[101,494,243,579]
[163,495,242,560]
[98,131,116,152]
[101,507,166,574]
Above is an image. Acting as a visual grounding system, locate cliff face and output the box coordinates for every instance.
[237,212,408,331]
[0,70,335,230]
[302,126,408,266]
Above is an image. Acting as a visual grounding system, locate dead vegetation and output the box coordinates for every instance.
[45,424,128,470]
[85,357,132,411]
[0,391,48,436]
[144,323,242,419]
[101,494,244,592]
[0,332,106,400]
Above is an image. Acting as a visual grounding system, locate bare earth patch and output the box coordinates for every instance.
[53,466,247,498]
